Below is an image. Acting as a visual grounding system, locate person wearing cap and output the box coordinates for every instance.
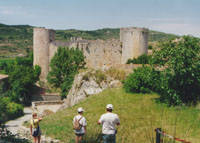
[30,112,42,143]
[98,104,120,143]
[73,107,87,143]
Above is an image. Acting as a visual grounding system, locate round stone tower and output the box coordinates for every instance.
[33,28,55,81]
[120,27,148,64]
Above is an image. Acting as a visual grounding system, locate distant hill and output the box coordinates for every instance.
[56,28,179,42]
[0,23,33,58]
[0,23,179,58]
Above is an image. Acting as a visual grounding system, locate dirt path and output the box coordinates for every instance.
[4,105,61,143]
[5,107,32,135]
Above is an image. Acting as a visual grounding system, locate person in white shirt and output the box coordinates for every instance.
[98,104,120,143]
[73,107,87,143]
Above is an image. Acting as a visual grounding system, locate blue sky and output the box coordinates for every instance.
[0,0,200,37]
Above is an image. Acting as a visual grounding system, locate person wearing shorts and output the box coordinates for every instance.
[30,113,42,143]
[73,107,87,143]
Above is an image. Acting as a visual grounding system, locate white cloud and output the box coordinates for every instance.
[0,6,34,17]
[135,17,200,37]
[150,23,200,37]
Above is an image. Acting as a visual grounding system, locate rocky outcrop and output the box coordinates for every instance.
[61,71,122,109]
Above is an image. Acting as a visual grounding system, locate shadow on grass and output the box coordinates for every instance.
[82,133,102,143]
[68,134,102,143]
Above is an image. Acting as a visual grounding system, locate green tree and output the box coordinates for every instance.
[7,65,41,105]
[152,36,200,105]
[47,47,85,98]
[124,66,161,93]
[3,52,41,105]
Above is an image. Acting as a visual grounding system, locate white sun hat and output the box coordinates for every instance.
[106,104,113,110]
[77,107,84,113]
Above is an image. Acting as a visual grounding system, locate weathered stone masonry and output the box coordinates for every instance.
[33,27,149,81]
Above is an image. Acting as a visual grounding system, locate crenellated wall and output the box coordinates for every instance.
[33,27,148,81]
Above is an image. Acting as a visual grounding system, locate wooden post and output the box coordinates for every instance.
[156,128,161,143]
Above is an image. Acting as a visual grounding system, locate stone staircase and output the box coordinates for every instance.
[31,85,61,102]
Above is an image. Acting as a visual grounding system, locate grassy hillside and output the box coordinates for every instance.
[0,23,33,58]
[39,88,200,143]
[0,23,179,58]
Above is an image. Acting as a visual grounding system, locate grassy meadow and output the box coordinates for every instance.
[39,88,200,143]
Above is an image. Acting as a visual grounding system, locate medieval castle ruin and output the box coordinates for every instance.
[33,27,149,81]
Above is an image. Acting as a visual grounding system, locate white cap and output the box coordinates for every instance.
[106,104,113,110]
[77,107,84,113]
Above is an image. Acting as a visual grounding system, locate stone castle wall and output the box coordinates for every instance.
[33,28,55,81]
[33,27,148,81]
[120,27,148,64]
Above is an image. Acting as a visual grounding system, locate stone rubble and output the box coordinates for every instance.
[17,126,60,143]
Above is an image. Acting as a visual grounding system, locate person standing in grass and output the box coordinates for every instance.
[98,104,120,143]
[30,112,42,143]
[73,107,87,143]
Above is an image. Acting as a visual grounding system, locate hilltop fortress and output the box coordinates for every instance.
[33,27,149,81]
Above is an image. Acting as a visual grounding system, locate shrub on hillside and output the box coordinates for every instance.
[152,36,200,105]
[126,54,152,64]
[82,70,107,85]
[124,66,161,93]
[47,47,85,98]
[125,36,200,105]
[0,59,15,72]
[93,70,107,84]
[0,97,23,124]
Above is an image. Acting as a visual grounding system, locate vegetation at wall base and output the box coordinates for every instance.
[105,68,127,81]
[38,88,200,143]
[47,47,85,99]
[126,54,152,64]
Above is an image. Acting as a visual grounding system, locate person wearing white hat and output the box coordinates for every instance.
[98,104,120,143]
[73,107,87,143]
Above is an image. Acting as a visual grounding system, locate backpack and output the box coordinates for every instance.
[73,116,83,130]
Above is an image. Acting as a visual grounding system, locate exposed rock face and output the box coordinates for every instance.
[61,71,122,108]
